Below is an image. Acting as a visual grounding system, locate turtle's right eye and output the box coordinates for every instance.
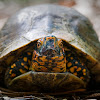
[37,42,41,48]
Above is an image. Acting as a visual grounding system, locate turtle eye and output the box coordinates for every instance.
[37,42,41,48]
[58,40,63,48]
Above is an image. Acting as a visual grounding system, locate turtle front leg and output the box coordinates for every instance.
[65,51,90,82]
[5,51,32,86]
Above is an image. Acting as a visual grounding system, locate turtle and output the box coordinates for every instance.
[0,4,100,93]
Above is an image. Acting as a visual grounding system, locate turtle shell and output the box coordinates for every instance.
[0,4,100,92]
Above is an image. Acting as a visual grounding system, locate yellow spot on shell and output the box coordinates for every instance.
[70,67,75,73]
[27,52,31,55]
[70,57,73,60]
[68,54,71,57]
[28,60,31,65]
[83,69,86,72]
[9,70,12,74]
[74,66,77,69]
[19,69,26,74]
[11,73,16,77]
[66,60,68,63]
[24,65,28,70]
[76,67,81,71]
[75,61,78,64]
[23,57,27,62]
[11,63,16,68]
[80,77,84,80]
[82,63,84,66]
[83,72,86,75]
[73,72,77,76]
[21,63,24,66]
[67,62,72,67]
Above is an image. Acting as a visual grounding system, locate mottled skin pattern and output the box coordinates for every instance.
[5,36,88,84]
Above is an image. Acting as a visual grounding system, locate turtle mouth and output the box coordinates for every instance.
[42,49,58,57]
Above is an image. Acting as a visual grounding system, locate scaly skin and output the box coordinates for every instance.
[5,35,89,86]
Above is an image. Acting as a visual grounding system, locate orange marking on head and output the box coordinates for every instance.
[11,63,16,68]
[39,56,47,62]
[51,56,59,60]
[35,56,38,61]
[67,62,72,67]
[23,57,27,62]
[11,73,16,77]
[58,55,64,60]
[19,69,26,74]
[70,67,75,73]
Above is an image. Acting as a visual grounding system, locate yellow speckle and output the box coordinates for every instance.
[24,65,28,70]
[11,73,16,77]
[73,72,77,76]
[19,69,26,74]
[76,67,81,71]
[83,69,86,72]
[66,60,68,63]
[83,72,86,75]
[75,61,78,64]
[68,54,71,57]
[27,52,31,55]
[39,56,47,62]
[23,57,27,62]
[21,63,24,66]
[67,62,72,67]
[82,63,84,66]
[28,60,31,65]
[80,77,84,80]
[11,63,16,68]
[70,67,75,73]
[70,57,73,60]
[9,70,12,74]
[74,66,77,69]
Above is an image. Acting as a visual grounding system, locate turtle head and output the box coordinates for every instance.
[31,35,66,72]
[36,35,65,57]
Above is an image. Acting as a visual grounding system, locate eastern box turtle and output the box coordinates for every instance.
[0,4,100,93]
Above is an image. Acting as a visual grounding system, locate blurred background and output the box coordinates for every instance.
[0,0,100,41]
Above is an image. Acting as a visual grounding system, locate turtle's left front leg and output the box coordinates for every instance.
[5,51,32,86]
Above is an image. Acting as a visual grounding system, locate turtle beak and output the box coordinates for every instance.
[42,49,58,57]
